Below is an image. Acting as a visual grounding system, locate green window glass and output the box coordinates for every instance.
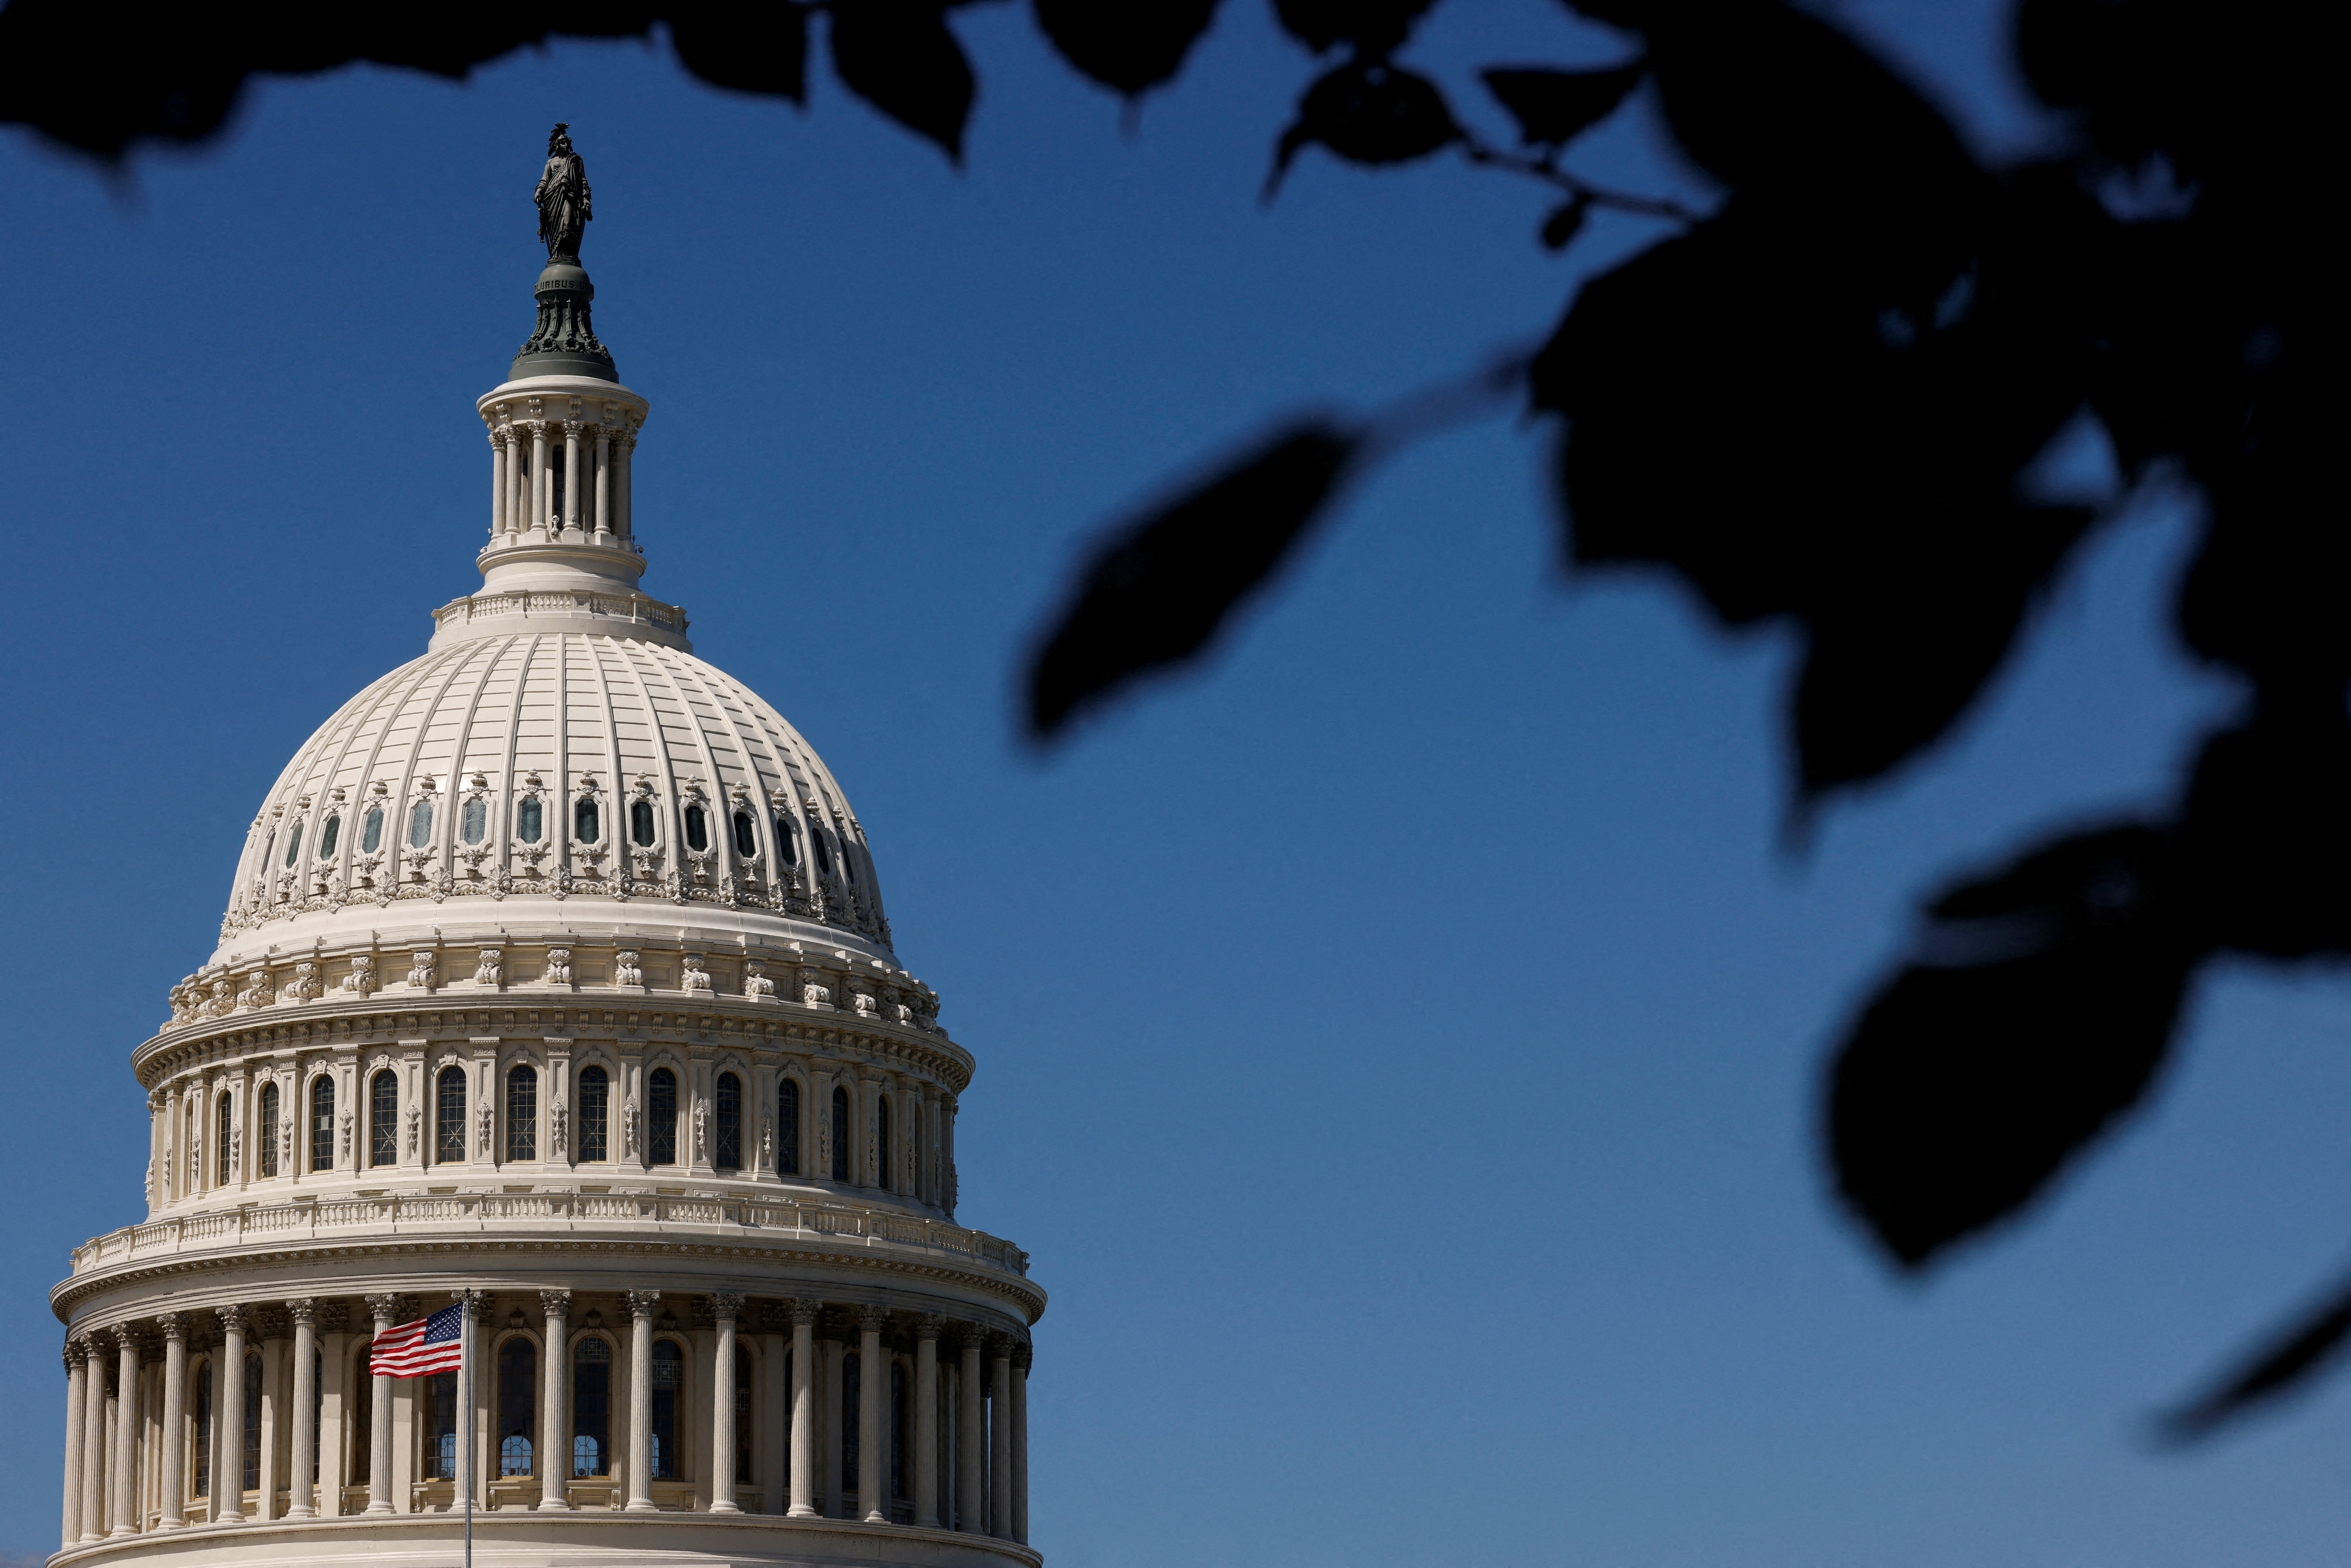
[461,797,488,845]
[282,821,303,866]
[731,811,756,857]
[574,799,600,843]
[517,797,543,843]
[317,814,340,859]
[773,816,797,865]
[630,799,656,847]
[361,806,383,853]
[407,801,434,848]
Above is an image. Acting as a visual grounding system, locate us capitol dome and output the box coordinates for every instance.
[48,126,1041,1568]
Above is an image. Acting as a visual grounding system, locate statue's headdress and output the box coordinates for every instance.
[548,122,571,152]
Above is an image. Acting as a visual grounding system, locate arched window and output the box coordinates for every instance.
[507,1064,538,1162]
[370,1070,397,1167]
[734,1343,753,1484]
[683,804,709,852]
[461,797,488,845]
[841,1350,861,1496]
[649,1339,684,1479]
[578,1066,609,1163]
[310,1076,335,1173]
[777,1078,799,1176]
[715,1072,742,1171]
[648,1068,678,1165]
[360,806,384,854]
[574,798,601,843]
[572,1338,612,1476]
[731,811,757,858]
[282,821,303,867]
[516,797,544,844]
[811,829,834,877]
[875,1094,891,1192]
[407,800,434,849]
[426,1370,459,1479]
[436,1066,467,1164]
[216,1089,233,1185]
[829,1087,849,1182]
[317,814,340,860]
[258,1082,280,1179]
[498,1337,536,1477]
[841,842,857,887]
[773,816,799,865]
[193,1360,214,1496]
[629,799,656,847]
[242,1350,263,1492]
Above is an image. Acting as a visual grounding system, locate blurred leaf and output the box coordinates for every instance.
[1480,64,1643,147]
[1033,0,1218,97]
[1026,423,1361,740]
[1273,0,1437,55]
[1539,197,1589,251]
[2176,705,2351,958]
[1270,61,1458,194]
[1828,825,2193,1267]
[830,0,976,162]
[670,2,809,101]
[2159,1273,2351,1443]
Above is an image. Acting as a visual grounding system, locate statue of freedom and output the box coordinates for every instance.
[535,123,592,260]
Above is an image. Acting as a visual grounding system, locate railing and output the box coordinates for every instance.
[69,1195,1029,1280]
[431,589,686,634]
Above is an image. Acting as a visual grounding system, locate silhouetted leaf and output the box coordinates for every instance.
[1273,0,1437,55]
[1539,198,1589,251]
[2176,705,2351,959]
[1480,64,1643,147]
[1026,423,1361,740]
[670,2,808,101]
[1033,0,1218,97]
[830,0,976,162]
[2159,1273,2351,1443]
[1828,825,2194,1267]
[1270,61,1458,194]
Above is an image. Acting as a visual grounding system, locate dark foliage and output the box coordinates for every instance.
[3,0,2342,1442]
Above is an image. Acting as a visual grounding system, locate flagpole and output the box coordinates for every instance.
[456,1293,474,1568]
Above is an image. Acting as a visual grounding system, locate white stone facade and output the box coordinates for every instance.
[49,267,1040,1568]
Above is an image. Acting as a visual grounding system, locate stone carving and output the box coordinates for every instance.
[616,950,643,987]
[851,986,879,1018]
[625,1289,662,1321]
[744,960,775,999]
[406,1104,421,1156]
[286,1299,318,1328]
[709,1291,744,1322]
[760,1116,773,1163]
[280,1112,295,1173]
[539,1288,572,1318]
[228,1124,243,1180]
[167,982,194,1024]
[341,953,374,993]
[478,1102,494,1157]
[681,952,712,993]
[316,1299,351,1334]
[408,950,436,989]
[363,1293,408,1325]
[474,948,502,985]
[551,1102,568,1155]
[623,1096,640,1156]
[143,1157,156,1208]
[915,1312,946,1341]
[338,1109,353,1161]
[785,1298,820,1327]
[858,1304,892,1334]
[216,1304,249,1336]
[155,1311,188,1342]
[544,948,572,985]
[799,970,832,1008]
[279,960,322,1003]
[187,1132,201,1189]
[200,978,234,1019]
[236,968,273,1011]
[535,123,593,260]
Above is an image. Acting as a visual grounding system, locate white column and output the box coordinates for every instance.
[563,422,582,532]
[286,1301,317,1518]
[913,1316,941,1528]
[361,1296,400,1515]
[787,1301,817,1518]
[489,429,507,538]
[593,429,612,541]
[507,429,528,543]
[624,1291,659,1511]
[857,1308,887,1522]
[216,1307,248,1523]
[954,1333,982,1534]
[1010,1344,1029,1545]
[987,1335,1011,1539]
[530,424,551,538]
[539,1291,573,1510]
[708,1295,742,1513]
[112,1328,141,1535]
[61,1338,88,1549]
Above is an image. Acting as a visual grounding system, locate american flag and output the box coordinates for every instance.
[369,1303,466,1377]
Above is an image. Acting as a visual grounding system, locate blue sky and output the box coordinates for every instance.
[5,2,2350,1563]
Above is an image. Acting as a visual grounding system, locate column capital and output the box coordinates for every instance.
[109,1324,144,1354]
[914,1312,946,1341]
[363,1292,408,1326]
[62,1335,88,1370]
[984,1329,1015,1357]
[857,1304,891,1334]
[1013,1341,1033,1372]
[538,1289,573,1319]
[625,1289,662,1322]
[454,1288,493,1322]
[283,1299,317,1328]
[784,1297,820,1327]
[216,1304,250,1336]
[709,1291,744,1322]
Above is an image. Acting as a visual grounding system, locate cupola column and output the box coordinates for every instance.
[110,1327,141,1535]
[538,1291,573,1510]
[60,1337,88,1548]
[531,424,552,538]
[1010,1343,1030,1545]
[286,1301,318,1518]
[786,1300,817,1518]
[489,429,509,538]
[857,1307,887,1523]
[987,1335,1013,1540]
[215,1307,248,1523]
[912,1316,942,1527]
[361,1295,401,1515]
[593,428,613,542]
[954,1333,983,1533]
[623,1291,659,1512]
[708,1294,742,1513]
[563,422,583,533]
[615,428,636,540]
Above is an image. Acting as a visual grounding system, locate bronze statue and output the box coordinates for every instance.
[534,122,592,260]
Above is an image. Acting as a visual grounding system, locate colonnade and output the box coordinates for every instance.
[487,416,635,547]
[58,1290,1028,1550]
